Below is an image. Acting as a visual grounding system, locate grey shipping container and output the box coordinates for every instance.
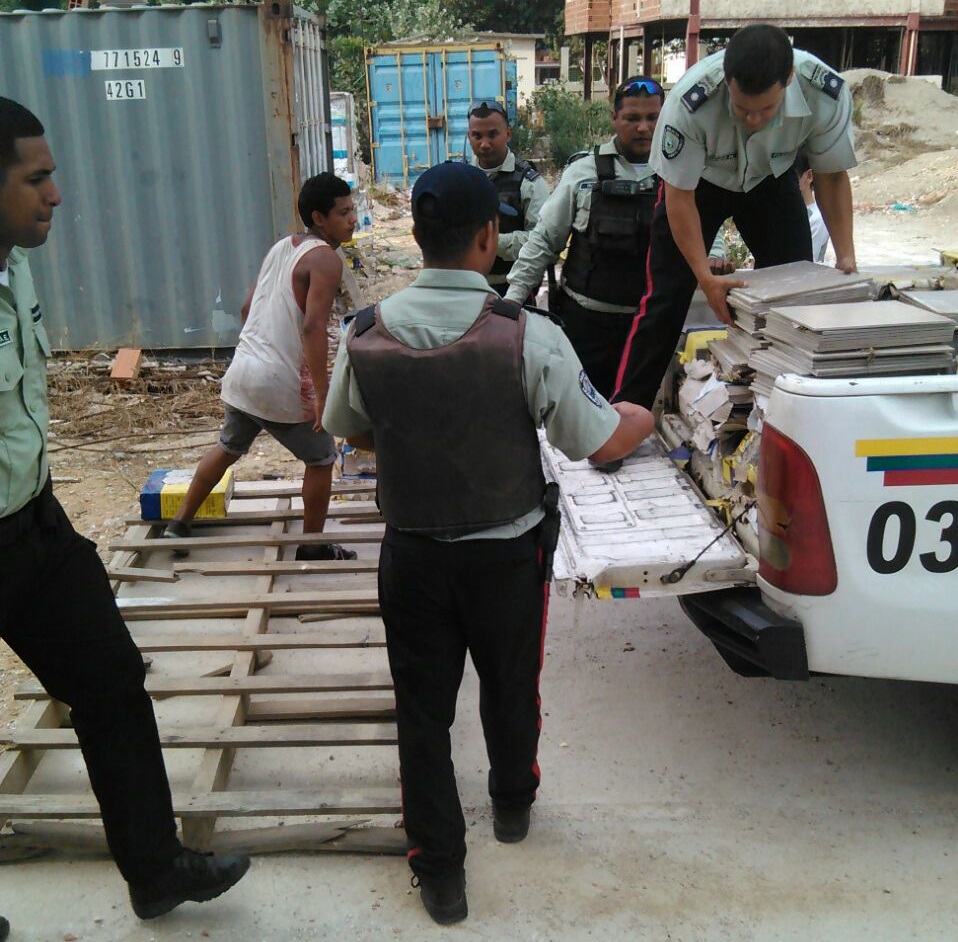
[0,2,332,350]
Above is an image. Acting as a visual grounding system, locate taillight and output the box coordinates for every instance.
[757,424,837,595]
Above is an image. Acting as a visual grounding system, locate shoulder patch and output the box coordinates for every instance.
[799,59,845,100]
[564,150,590,168]
[578,369,604,408]
[681,82,710,113]
[662,125,685,160]
[0,329,11,347]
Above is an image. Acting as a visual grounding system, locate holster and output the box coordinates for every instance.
[538,481,561,582]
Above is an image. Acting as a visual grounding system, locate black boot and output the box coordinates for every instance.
[295,542,357,561]
[414,869,467,925]
[492,800,531,843]
[129,848,251,919]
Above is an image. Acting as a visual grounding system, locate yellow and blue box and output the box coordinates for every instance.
[139,468,234,521]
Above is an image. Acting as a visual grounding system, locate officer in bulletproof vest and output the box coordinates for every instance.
[322,161,654,927]
[467,99,551,298]
[505,76,722,402]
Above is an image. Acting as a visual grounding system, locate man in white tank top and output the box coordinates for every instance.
[164,173,359,561]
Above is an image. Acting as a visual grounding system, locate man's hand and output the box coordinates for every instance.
[835,255,857,273]
[708,256,735,276]
[701,273,748,326]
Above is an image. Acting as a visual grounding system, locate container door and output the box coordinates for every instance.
[426,50,449,165]
[443,48,511,167]
[290,16,333,181]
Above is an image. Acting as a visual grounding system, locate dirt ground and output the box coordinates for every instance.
[2,70,958,735]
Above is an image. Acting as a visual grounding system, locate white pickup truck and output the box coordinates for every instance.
[544,278,958,686]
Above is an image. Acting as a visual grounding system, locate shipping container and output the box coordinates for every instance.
[0,2,332,351]
[366,43,517,187]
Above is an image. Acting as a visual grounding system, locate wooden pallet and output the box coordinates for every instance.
[0,480,406,859]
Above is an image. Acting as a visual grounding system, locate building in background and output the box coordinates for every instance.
[564,1,958,98]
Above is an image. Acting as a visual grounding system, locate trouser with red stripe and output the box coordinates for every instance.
[379,525,548,877]
[612,172,812,409]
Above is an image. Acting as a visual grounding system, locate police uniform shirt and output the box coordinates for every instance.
[504,137,657,314]
[0,249,51,517]
[650,48,856,194]
[471,151,551,273]
[323,269,620,539]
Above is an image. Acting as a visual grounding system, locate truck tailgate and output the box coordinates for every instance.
[541,433,750,598]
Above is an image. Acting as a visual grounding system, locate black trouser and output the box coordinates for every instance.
[613,173,813,409]
[379,526,548,877]
[557,290,637,402]
[0,481,181,885]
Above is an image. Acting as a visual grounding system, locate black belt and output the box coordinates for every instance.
[0,476,55,543]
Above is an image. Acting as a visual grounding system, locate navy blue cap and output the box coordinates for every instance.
[412,161,518,229]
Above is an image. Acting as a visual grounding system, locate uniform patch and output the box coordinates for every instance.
[681,83,710,113]
[800,60,845,100]
[0,329,11,347]
[662,125,685,160]
[30,303,41,323]
[579,370,603,407]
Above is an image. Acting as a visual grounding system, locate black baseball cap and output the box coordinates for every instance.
[412,162,518,227]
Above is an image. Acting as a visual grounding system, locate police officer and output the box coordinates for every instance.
[0,97,250,922]
[467,99,551,297]
[612,24,858,410]
[323,162,653,925]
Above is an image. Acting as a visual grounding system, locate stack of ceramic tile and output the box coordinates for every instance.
[748,299,957,396]
[727,261,875,336]
[899,289,958,354]
[708,327,765,381]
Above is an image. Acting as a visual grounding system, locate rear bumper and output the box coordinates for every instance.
[679,588,809,681]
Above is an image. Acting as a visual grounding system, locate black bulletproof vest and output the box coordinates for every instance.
[346,294,545,539]
[562,149,658,306]
[489,159,537,279]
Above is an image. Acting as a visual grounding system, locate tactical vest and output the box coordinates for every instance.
[346,294,545,539]
[489,159,539,279]
[562,149,658,306]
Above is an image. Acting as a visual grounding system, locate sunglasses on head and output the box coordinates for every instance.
[469,99,508,118]
[618,78,664,97]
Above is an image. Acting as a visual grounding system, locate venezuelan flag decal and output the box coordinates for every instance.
[856,437,958,487]
[595,587,642,599]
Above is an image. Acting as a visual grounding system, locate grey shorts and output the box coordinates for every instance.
[220,404,337,467]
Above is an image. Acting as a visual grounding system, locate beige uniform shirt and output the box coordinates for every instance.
[471,151,552,286]
[323,269,620,540]
[651,48,857,193]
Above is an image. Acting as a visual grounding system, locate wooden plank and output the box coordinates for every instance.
[16,671,393,701]
[246,697,395,722]
[132,631,385,653]
[6,722,398,750]
[125,504,381,526]
[109,528,384,553]
[110,347,142,382]
[0,700,67,834]
[117,589,379,613]
[233,482,376,498]
[122,605,380,622]
[174,559,379,577]
[5,820,406,856]
[0,788,402,818]
[107,566,178,583]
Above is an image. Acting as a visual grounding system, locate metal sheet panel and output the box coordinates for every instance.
[366,44,516,186]
[0,3,331,351]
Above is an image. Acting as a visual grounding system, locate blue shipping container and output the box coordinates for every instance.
[366,44,517,187]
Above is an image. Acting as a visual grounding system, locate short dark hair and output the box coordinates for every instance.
[298,172,351,228]
[414,212,490,266]
[613,76,665,111]
[0,97,45,184]
[724,25,794,95]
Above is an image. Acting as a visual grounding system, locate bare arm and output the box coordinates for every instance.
[345,431,375,451]
[665,183,747,325]
[812,170,856,273]
[239,281,256,325]
[298,249,343,431]
[588,402,655,463]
